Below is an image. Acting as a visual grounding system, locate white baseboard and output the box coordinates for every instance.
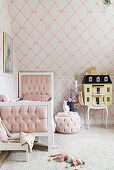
[81,119,114,126]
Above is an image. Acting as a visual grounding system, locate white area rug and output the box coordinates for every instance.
[1,126,114,170]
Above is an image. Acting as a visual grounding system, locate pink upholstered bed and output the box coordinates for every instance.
[0,72,54,152]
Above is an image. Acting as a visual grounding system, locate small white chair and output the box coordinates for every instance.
[0,142,29,162]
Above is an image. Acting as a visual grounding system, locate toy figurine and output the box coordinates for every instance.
[63,101,70,114]
[67,74,83,117]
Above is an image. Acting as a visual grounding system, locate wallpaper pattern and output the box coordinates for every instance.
[8,0,114,75]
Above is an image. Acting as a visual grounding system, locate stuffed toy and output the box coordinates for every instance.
[48,152,85,169]
[63,101,70,114]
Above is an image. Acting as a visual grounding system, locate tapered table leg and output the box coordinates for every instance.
[87,107,90,129]
[105,107,108,129]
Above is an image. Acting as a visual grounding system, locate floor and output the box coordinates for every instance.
[0,152,10,169]
[0,125,114,170]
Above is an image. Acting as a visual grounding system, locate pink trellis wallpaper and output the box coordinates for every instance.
[1,0,114,123]
[0,0,18,101]
[7,0,114,75]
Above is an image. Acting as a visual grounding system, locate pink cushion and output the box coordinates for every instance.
[0,118,9,142]
[55,112,80,134]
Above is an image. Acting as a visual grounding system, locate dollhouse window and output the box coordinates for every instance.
[97,88,100,94]
[107,97,110,102]
[87,97,90,102]
[87,88,90,92]
[96,77,100,82]
[96,97,99,104]
[104,76,108,82]
[107,87,110,92]
[89,77,92,82]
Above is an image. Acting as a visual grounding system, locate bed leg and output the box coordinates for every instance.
[48,132,53,153]
[26,148,29,162]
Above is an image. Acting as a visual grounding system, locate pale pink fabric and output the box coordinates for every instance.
[20,132,35,152]
[0,106,48,133]
[0,118,9,142]
[57,112,78,117]
[21,75,51,101]
[55,112,80,134]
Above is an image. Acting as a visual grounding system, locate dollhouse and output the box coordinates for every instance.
[82,74,112,106]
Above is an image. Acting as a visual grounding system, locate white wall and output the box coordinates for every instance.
[0,0,18,101]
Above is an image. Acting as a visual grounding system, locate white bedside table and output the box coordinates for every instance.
[86,106,108,129]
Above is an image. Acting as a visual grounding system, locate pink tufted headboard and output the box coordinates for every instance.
[19,72,54,101]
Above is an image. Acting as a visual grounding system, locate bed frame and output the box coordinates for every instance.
[0,72,54,158]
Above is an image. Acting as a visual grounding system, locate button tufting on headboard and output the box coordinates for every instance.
[21,75,52,101]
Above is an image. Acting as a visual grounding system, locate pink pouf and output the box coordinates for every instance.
[55,112,80,134]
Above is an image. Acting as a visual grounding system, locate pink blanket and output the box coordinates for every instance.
[20,132,35,152]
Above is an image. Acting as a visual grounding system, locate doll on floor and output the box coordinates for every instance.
[48,152,85,169]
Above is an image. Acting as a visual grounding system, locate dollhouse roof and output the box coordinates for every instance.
[82,75,112,84]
